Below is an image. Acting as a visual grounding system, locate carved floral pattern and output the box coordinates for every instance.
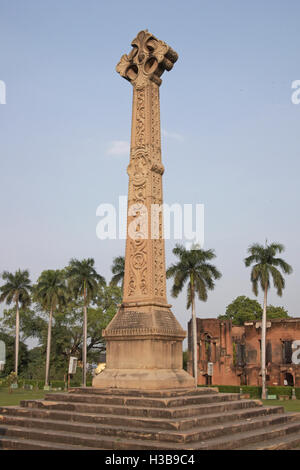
[151,84,161,154]
[135,89,145,146]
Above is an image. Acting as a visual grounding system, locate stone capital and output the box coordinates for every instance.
[116,30,178,88]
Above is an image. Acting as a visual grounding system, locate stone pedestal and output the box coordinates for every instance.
[93,305,194,389]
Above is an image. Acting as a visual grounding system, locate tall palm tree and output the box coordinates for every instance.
[245,241,292,399]
[167,244,221,387]
[66,258,105,386]
[33,270,68,387]
[110,256,125,291]
[0,269,31,376]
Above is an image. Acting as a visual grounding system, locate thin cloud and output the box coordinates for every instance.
[107,140,130,156]
[162,129,184,142]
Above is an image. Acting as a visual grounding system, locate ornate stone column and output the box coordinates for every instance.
[93,30,194,389]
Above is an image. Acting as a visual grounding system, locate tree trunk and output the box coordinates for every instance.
[15,301,19,376]
[83,283,87,387]
[261,285,268,399]
[191,276,198,388]
[45,309,53,387]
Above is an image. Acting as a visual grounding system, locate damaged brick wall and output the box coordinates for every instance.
[187,318,300,387]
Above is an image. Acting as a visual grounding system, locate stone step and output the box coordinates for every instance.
[184,412,298,444]
[43,392,239,408]
[2,414,300,450]
[0,407,293,444]
[0,403,283,432]
[20,398,258,419]
[195,417,300,450]
[0,434,95,450]
[0,424,180,450]
[237,429,300,450]
[176,405,284,430]
[70,387,217,397]
[1,383,300,451]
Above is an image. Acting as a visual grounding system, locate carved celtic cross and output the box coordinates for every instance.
[117,30,178,311]
[116,30,178,88]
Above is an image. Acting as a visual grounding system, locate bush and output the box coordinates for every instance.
[198,384,240,393]
[0,372,18,388]
[241,386,261,398]
[267,386,292,398]
[198,384,300,399]
[217,385,240,394]
[49,380,65,389]
[23,380,44,389]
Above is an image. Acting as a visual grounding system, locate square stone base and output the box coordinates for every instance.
[96,306,194,390]
[92,368,195,390]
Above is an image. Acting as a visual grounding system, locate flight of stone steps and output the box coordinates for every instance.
[1,387,300,450]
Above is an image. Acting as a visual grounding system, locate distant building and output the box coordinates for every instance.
[187,318,300,387]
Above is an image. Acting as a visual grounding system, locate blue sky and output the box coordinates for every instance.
[0,0,299,341]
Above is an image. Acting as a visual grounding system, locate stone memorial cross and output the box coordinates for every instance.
[93,30,194,389]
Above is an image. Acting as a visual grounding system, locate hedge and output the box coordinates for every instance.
[198,385,240,393]
[199,384,298,399]
[216,385,240,394]
[0,378,92,389]
[1,377,299,398]
[241,386,262,398]
[267,386,292,398]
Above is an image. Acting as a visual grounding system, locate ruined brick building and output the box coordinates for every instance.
[187,318,300,387]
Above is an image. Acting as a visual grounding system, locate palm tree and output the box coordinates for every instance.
[110,256,125,291]
[0,270,31,376]
[33,270,68,387]
[66,258,105,386]
[244,241,292,399]
[167,244,221,387]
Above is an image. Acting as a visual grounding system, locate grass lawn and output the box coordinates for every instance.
[262,399,300,413]
[0,387,55,406]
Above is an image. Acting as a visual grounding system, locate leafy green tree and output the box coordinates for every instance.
[182,350,189,371]
[218,296,262,325]
[110,256,125,291]
[266,305,289,319]
[89,284,122,353]
[1,283,121,382]
[245,241,292,399]
[0,270,32,375]
[37,284,121,380]
[33,270,68,386]
[219,296,289,325]
[66,259,105,386]
[0,306,44,342]
[0,330,29,377]
[167,244,221,386]
[24,346,46,380]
